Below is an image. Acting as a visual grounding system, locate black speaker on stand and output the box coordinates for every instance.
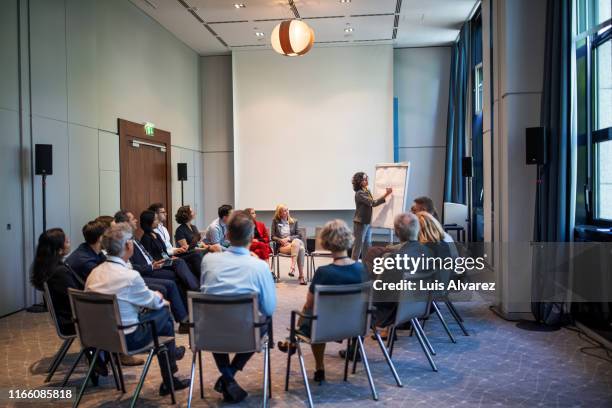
[28,144,53,314]
[462,156,473,242]
[178,163,187,206]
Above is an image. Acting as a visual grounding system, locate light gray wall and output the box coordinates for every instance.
[394,47,451,212]
[1,0,203,312]
[486,0,547,317]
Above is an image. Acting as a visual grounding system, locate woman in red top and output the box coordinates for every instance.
[245,208,272,263]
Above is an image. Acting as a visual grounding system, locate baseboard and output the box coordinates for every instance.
[489,304,533,322]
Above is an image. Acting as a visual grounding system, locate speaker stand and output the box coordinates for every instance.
[180,180,184,206]
[42,174,47,232]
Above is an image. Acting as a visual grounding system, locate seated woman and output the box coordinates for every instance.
[271,204,307,284]
[277,220,367,383]
[415,211,456,259]
[31,228,82,336]
[245,208,272,263]
[174,205,220,253]
[140,210,203,279]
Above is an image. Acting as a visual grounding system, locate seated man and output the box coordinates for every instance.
[66,220,107,281]
[114,210,199,292]
[200,210,276,403]
[85,223,189,395]
[373,212,433,330]
[204,204,233,249]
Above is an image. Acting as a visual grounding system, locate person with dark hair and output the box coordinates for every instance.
[174,205,219,253]
[351,171,392,261]
[140,210,202,279]
[66,221,107,281]
[115,210,199,293]
[204,204,233,248]
[94,215,114,229]
[411,196,440,221]
[31,229,81,335]
[244,208,272,263]
[86,223,190,396]
[200,210,276,403]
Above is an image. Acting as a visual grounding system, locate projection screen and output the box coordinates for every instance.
[233,45,393,210]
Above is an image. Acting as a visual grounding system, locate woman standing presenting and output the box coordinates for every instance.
[351,172,392,261]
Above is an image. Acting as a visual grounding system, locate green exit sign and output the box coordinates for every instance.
[144,122,155,136]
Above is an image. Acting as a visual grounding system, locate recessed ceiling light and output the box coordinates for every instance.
[255,32,265,37]
[340,0,351,3]
[344,27,353,33]
[233,3,246,9]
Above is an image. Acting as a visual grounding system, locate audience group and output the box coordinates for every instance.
[30,196,457,403]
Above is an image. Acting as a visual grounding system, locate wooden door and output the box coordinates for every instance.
[119,119,172,235]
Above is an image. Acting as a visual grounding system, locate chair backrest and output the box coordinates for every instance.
[43,283,72,339]
[188,292,262,353]
[68,289,127,354]
[310,282,372,343]
[443,202,468,231]
[394,271,436,326]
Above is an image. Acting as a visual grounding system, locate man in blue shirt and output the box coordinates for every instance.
[66,220,107,281]
[204,204,233,248]
[200,210,276,403]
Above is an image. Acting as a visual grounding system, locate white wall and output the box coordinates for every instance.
[233,45,394,211]
[394,47,451,211]
[2,0,203,311]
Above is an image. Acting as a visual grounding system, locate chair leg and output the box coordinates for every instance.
[72,348,99,408]
[46,337,74,383]
[415,319,436,355]
[284,341,292,391]
[188,352,197,408]
[262,341,270,407]
[296,341,314,408]
[373,330,402,387]
[388,327,397,358]
[432,301,456,343]
[115,354,126,393]
[160,346,176,404]
[446,300,469,335]
[61,348,85,387]
[47,337,73,373]
[129,349,155,408]
[356,336,378,401]
[411,319,437,372]
[343,338,350,381]
[108,352,121,390]
[267,342,272,398]
[198,351,204,399]
[351,337,359,374]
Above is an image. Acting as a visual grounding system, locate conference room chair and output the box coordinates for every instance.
[271,227,311,282]
[385,271,439,372]
[443,202,468,242]
[42,283,78,384]
[307,227,333,281]
[285,282,394,407]
[186,292,271,408]
[67,289,176,408]
[432,269,470,336]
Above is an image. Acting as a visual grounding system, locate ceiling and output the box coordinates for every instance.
[131,0,479,55]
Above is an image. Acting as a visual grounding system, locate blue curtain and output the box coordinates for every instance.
[444,22,471,205]
[531,0,575,325]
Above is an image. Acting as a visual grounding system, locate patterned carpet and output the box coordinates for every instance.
[1,257,611,407]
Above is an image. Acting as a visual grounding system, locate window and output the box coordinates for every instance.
[474,62,483,114]
[574,0,611,224]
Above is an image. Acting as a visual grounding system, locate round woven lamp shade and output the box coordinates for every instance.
[271,20,315,56]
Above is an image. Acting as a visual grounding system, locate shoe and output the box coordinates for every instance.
[178,322,190,334]
[175,346,186,361]
[214,375,224,393]
[313,369,325,384]
[277,341,296,356]
[288,271,295,277]
[93,356,108,377]
[221,377,248,403]
[339,349,361,362]
[120,354,144,366]
[159,376,191,396]
[298,277,307,285]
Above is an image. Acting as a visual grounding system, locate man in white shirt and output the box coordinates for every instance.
[200,210,276,403]
[148,203,187,256]
[85,223,190,396]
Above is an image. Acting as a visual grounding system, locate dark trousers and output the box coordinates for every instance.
[168,258,199,291]
[212,326,267,380]
[143,277,188,322]
[125,307,176,386]
[176,251,203,279]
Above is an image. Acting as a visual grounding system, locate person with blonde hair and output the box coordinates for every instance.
[415,211,458,258]
[277,219,367,383]
[271,204,306,284]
